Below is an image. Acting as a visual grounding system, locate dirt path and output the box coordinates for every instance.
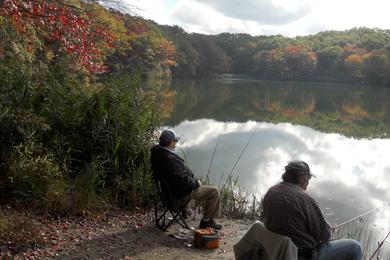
[55,216,250,260]
[1,207,252,259]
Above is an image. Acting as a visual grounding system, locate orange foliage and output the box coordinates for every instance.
[342,45,369,56]
[345,54,363,65]
[282,108,299,118]
[284,45,301,56]
[157,38,177,67]
[304,100,316,113]
[159,90,177,119]
[307,51,317,61]
[342,104,369,119]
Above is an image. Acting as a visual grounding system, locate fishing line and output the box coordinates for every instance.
[227,128,257,178]
[205,134,221,183]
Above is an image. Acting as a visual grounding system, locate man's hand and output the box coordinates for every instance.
[197,180,202,186]
[331,225,337,234]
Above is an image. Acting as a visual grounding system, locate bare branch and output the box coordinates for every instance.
[84,0,136,14]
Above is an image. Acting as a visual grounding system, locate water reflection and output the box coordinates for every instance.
[160,78,390,138]
[171,119,390,227]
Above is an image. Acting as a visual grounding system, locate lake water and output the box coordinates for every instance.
[157,77,390,257]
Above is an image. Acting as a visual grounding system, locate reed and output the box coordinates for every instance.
[333,209,390,259]
[0,73,160,215]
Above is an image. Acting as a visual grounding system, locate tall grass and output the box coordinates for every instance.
[219,175,249,218]
[0,67,160,215]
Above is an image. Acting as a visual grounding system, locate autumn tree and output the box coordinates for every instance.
[104,16,177,77]
[282,45,317,80]
[0,0,117,74]
[161,25,200,77]
[345,54,364,80]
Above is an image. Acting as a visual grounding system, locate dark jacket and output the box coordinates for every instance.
[150,144,199,198]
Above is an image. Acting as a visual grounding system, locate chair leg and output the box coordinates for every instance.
[163,211,190,231]
[175,212,190,229]
[155,203,170,231]
[154,193,192,231]
[155,206,191,231]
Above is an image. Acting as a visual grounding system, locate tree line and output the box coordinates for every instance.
[160,25,390,85]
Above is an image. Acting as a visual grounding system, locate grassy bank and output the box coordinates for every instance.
[0,73,160,215]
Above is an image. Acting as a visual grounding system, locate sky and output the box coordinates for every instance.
[124,0,390,37]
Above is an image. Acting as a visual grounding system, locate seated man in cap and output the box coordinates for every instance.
[150,129,222,230]
[260,160,362,260]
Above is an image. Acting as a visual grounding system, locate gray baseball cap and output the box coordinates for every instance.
[159,129,180,144]
[285,160,315,177]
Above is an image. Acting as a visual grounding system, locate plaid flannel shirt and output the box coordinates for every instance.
[260,182,331,249]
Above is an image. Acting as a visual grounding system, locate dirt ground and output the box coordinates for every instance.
[1,207,253,259]
[54,215,251,260]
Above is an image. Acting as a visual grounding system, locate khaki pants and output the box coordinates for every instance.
[180,185,221,220]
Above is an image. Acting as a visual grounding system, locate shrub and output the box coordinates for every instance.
[0,73,160,214]
[0,7,160,215]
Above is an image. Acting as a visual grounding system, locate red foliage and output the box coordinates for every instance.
[157,38,176,67]
[284,45,302,57]
[0,0,117,74]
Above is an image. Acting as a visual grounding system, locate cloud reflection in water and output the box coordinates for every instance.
[171,119,390,225]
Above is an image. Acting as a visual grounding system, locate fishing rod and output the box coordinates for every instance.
[227,128,257,178]
[333,208,378,229]
[219,128,257,192]
[333,203,390,229]
[369,230,390,260]
[205,134,221,183]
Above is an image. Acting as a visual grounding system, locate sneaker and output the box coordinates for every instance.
[199,219,222,230]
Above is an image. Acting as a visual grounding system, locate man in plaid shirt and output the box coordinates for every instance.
[260,160,362,260]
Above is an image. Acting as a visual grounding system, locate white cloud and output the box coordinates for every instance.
[193,0,311,25]
[124,0,390,37]
[170,1,267,35]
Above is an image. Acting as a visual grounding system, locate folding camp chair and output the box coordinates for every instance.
[153,177,191,231]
